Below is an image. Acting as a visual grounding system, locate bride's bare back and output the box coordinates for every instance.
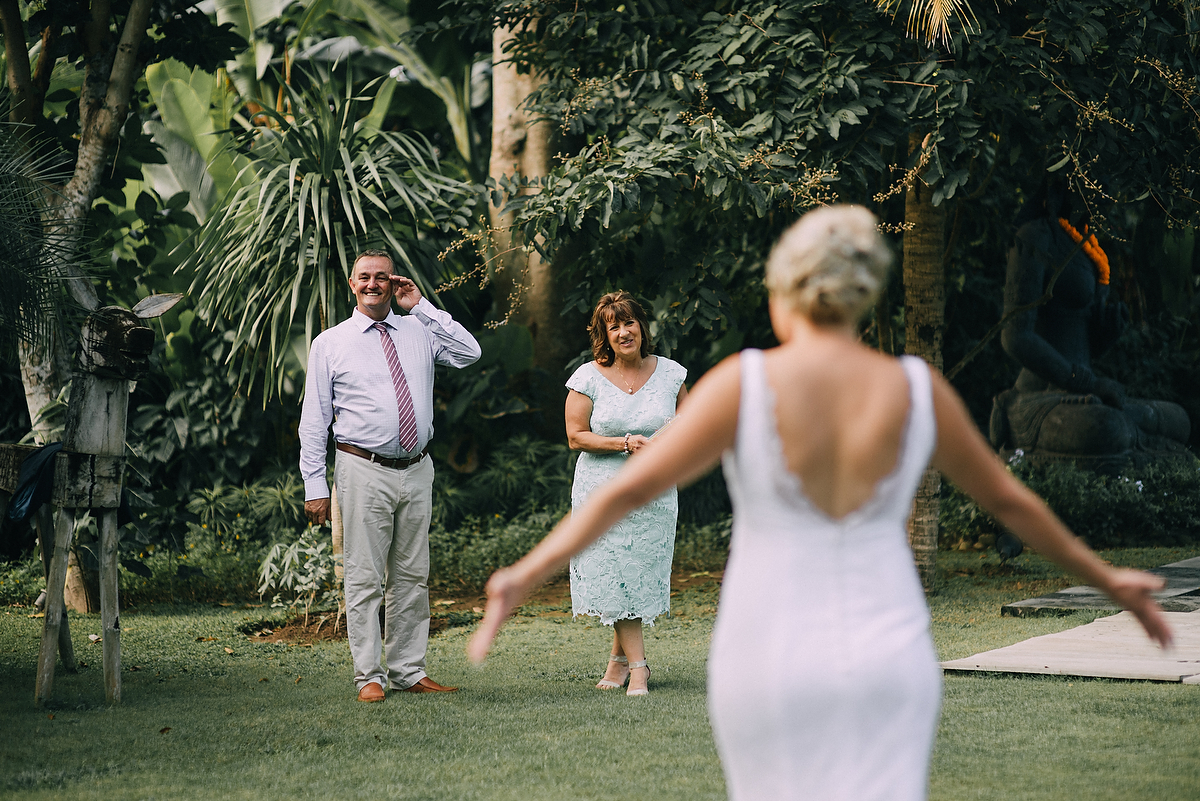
[763,339,911,520]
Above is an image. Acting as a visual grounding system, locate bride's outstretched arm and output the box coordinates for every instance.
[928,368,1173,649]
[467,356,742,663]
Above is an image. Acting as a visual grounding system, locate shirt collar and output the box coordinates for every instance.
[352,307,402,332]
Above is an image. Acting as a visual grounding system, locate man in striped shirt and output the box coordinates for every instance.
[300,249,481,702]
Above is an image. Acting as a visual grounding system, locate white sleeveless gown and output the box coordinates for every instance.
[709,350,942,801]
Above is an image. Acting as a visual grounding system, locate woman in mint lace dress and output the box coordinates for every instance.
[564,291,688,696]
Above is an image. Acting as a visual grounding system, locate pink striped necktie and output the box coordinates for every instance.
[372,322,420,452]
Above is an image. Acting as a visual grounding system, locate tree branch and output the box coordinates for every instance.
[82,0,113,56]
[0,0,37,125]
[103,0,152,123]
[55,0,154,311]
[32,23,62,99]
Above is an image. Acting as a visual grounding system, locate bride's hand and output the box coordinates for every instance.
[1104,568,1172,649]
[467,567,528,664]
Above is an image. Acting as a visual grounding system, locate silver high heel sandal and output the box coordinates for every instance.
[626,660,650,696]
[596,655,629,689]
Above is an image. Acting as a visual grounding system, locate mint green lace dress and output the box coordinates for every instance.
[566,356,688,626]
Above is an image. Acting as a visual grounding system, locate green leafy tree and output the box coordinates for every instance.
[0,0,245,438]
[438,0,1200,585]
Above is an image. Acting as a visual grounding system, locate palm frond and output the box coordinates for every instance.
[0,124,77,358]
[875,0,980,47]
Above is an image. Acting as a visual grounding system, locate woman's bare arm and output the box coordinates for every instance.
[468,356,740,662]
[565,390,651,453]
[927,367,1172,648]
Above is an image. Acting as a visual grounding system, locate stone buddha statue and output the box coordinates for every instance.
[989,184,1191,472]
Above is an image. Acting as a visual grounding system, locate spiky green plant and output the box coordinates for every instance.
[0,125,75,358]
[181,72,477,397]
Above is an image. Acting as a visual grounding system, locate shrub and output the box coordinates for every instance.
[183,473,306,549]
[433,436,574,531]
[118,526,264,606]
[673,516,732,571]
[429,509,562,591]
[257,527,341,620]
[0,555,44,606]
[941,455,1200,550]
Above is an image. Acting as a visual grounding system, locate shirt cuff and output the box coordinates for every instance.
[410,296,439,320]
[304,477,330,501]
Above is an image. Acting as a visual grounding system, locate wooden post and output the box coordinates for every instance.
[36,505,75,672]
[34,296,180,706]
[46,378,127,706]
[98,509,121,703]
[35,507,75,705]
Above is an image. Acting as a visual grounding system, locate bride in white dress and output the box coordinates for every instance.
[467,205,1172,800]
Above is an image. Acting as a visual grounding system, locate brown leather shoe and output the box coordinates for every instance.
[401,676,458,693]
[357,682,385,703]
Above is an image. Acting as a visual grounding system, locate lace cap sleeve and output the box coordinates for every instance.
[566,361,597,400]
[660,357,688,395]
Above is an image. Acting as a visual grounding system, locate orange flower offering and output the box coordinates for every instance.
[1058,218,1110,285]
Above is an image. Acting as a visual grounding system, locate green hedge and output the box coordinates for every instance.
[941,456,1200,550]
[427,509,733,592]
[428,510,563,591]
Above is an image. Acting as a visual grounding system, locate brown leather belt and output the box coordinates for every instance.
[336,442,428,469]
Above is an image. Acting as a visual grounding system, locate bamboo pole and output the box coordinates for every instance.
[330,484,343,581]
[35,507,75,705]
[98,509,121,703]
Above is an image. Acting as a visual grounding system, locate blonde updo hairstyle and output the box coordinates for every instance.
[765,205,892,326]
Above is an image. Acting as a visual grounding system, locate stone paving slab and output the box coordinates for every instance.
[1001,556,1200,617]
[941,610,1200,683]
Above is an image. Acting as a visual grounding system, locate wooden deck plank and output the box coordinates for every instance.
[941,611,1200,682]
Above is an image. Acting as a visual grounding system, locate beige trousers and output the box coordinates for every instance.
[335,450,434,690]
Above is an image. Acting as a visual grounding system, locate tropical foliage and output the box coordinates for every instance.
[3,0,1200,599]
[180,73,477,396]
[434,0,1200,409]
[942,455,1200,550]
[0,125,70,357]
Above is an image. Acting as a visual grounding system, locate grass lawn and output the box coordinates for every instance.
[2,547,1199,800]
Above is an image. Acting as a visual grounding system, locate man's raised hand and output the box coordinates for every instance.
[390,275,422,311]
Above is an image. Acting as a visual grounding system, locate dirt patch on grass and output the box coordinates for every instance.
[245,612,347,644]
[246,568,725,645]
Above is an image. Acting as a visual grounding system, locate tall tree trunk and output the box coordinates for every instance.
[902,132,946,594]
[17,327,72,443]
[489,24,576,434]
[487,26,566,366]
